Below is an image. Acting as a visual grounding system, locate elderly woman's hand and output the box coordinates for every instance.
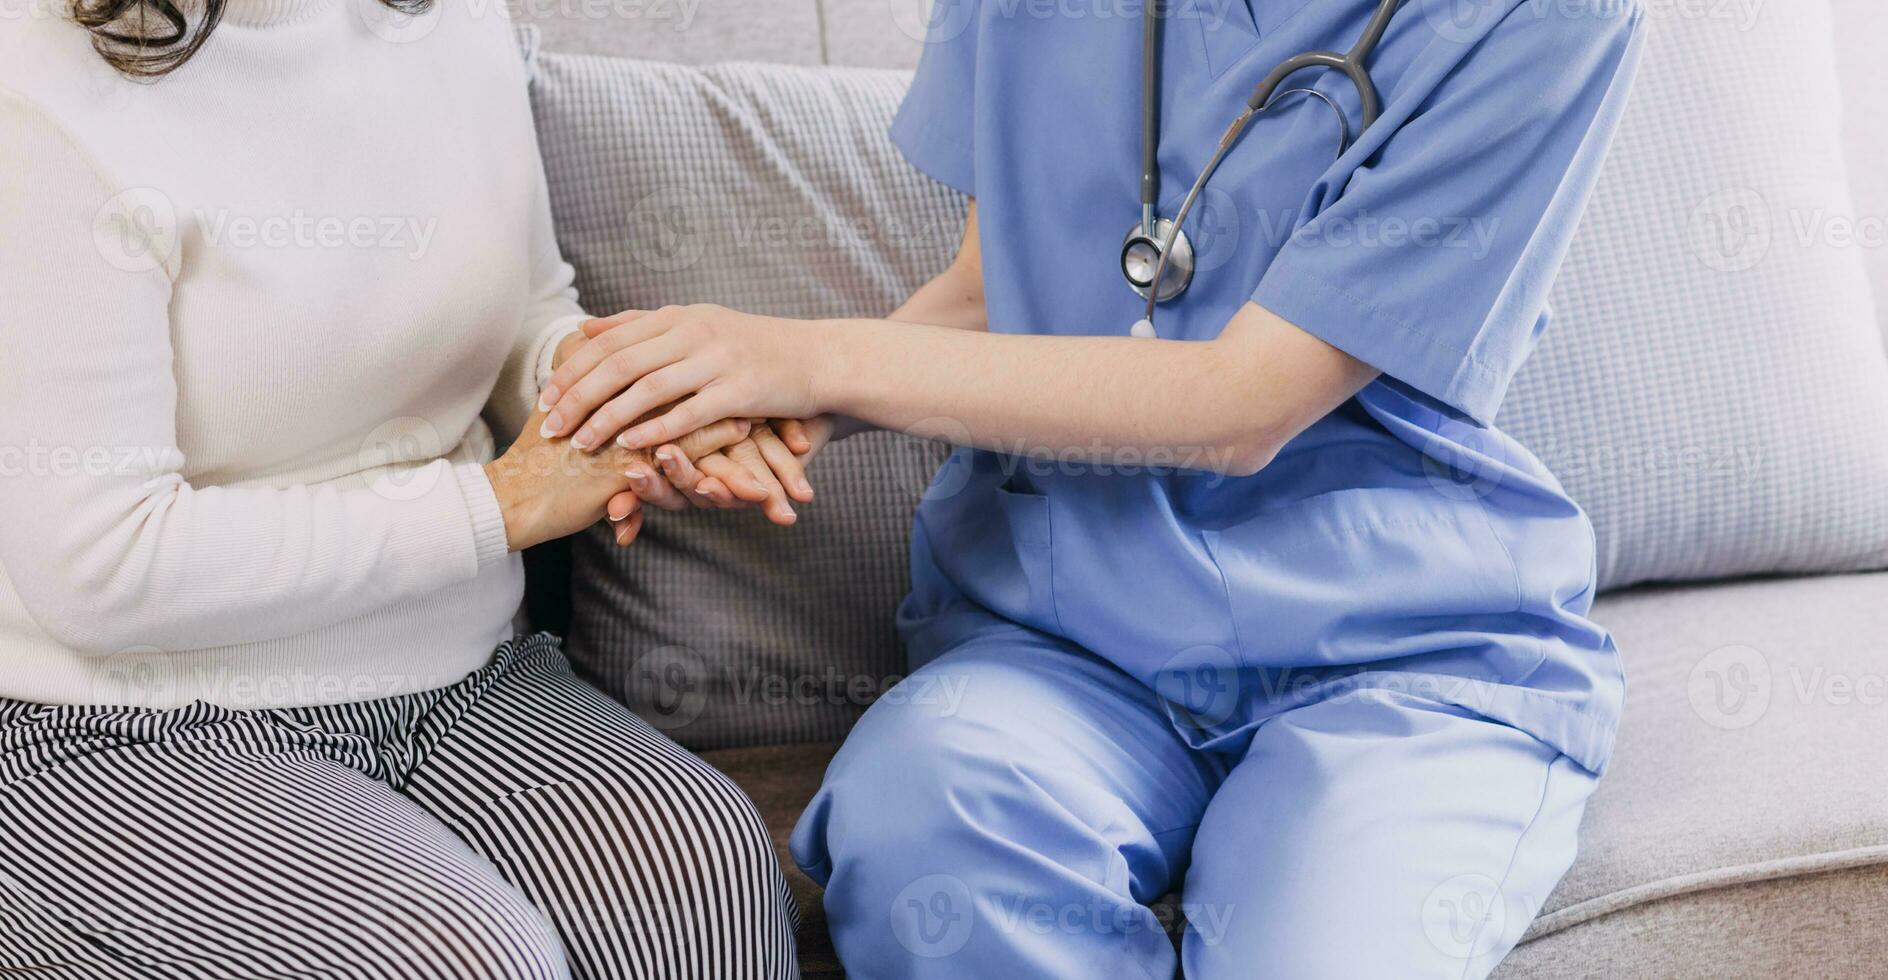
[483,406,752,553]
[636,416,835,527]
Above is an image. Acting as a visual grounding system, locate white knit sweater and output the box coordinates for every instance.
[0,0,587,706]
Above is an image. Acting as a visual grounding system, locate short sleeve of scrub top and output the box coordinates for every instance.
[885,0,1648,776]
[888,6,980,197]
[1252,0,1645,424]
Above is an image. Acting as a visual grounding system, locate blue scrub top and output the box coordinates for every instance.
[892,0,1646,774]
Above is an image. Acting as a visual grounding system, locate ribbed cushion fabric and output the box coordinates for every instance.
[523,44,957,749]
[1496,0,1888,590]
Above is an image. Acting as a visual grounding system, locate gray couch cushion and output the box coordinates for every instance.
[524,51,959,749]
[1493,572,1888,977]
[1495,0,1888,591]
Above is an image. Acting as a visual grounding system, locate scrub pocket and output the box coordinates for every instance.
[1192,0,1319,79]
[1201,488,1534,675]
[1193,0,1260,79]
[913,469,1063,639]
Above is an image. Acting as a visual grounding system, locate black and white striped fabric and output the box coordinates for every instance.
[0,634,798,979]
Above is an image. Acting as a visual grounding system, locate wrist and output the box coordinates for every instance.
[809,318,868,418]
[482,457,536,552]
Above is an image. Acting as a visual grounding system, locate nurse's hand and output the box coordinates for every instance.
[552,321,821,531]
[540,305,829,454]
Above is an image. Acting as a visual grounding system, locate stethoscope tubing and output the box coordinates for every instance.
[1136,0,1404,328]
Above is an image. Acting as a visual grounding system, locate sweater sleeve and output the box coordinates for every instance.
[0,89,509,657]
[483,109,587,446]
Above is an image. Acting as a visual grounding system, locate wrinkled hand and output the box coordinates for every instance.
[637,416,836,527]
[539,305,827,453]
[484,406,751,552]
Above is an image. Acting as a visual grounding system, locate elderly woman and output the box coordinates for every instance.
[0,0,810,976]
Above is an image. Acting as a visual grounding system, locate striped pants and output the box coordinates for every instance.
[0,635,799,979]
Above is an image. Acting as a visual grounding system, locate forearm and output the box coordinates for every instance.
[815,301,1377,476]
[889,258,987,331]
[818,320,1270,475]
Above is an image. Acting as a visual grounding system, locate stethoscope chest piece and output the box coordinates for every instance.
[1120,217,1194,304]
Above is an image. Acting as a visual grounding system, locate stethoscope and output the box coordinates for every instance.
[1121,0,1405,338]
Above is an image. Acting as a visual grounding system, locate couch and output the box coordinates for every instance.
[511,1,1888,976]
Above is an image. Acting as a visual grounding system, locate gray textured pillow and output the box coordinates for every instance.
[1496,0,1888,590]
[524,45,957,750]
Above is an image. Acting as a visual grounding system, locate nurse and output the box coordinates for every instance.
[539,0,1646,974]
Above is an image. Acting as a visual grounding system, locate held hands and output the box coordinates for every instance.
[482,406,752,553]
[537,308,840,529]
[504,314,834,549]
[539,306,833,456]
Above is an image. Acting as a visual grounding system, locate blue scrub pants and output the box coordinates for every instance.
[790,627,1597,979]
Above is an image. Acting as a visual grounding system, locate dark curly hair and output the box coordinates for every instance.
[74,0,432,78]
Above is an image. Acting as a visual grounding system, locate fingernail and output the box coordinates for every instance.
[616,434,635,449]
[796,479,813,496]
[539,411,563,438]
[572,430,593,451]
[655,449,674,463]
[625,464,650,481]
[694,487,713,496]
[537,386,559,413]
